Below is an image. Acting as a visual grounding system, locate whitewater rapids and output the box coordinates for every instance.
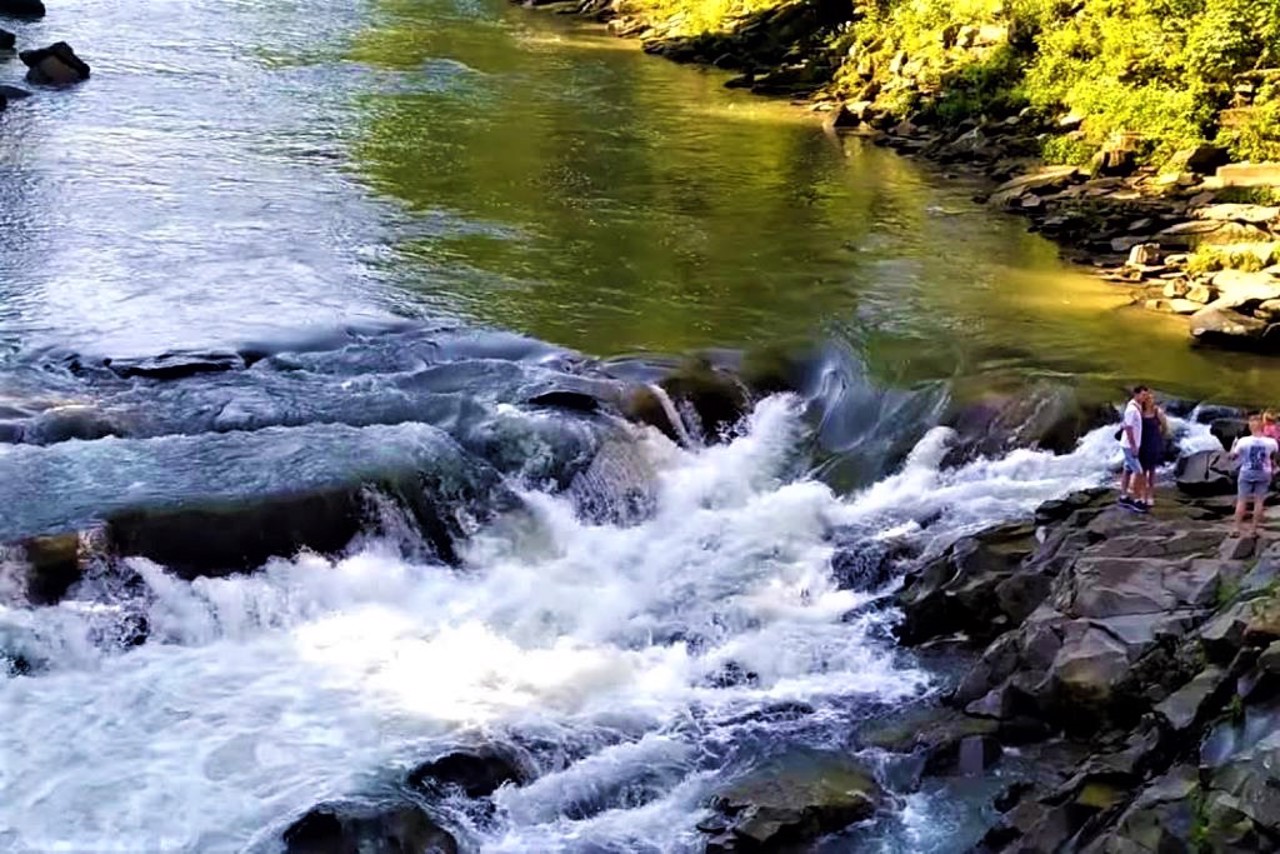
[0,395,1177,852]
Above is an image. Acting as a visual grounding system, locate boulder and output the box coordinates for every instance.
[0,0,43,18]
[1214,162,1280,189]
[105,477,460,579]
[17,532,84,605]
[1125,243,1161,267]
[0,28,13,49]
[1210,418,1249,451]
[1210,270,1280,309]
[20,42,91,86]
[1157,220,1271,249]
[407,746,530,798]
[1195,204,1280,225]
[989,166,1079,207]
[703,751,880,852]
[0,84,32,99]
[822,102,872,132]
[22,405,124,444]
[1175,450,1237,496]
[1091,137,1139,178]
[282,804,456,854]
[102,350,243,380]
[942,383,1115,465]
[896,522,1038,644]
[622,361,749,444]
[1179,145,1231,175]
[1189,305,1274,351]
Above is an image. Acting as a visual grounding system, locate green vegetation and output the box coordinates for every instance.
[619,0,1280,167]
[837,0,1280,164]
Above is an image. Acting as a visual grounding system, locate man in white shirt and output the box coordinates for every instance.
[1118,386,1150,513]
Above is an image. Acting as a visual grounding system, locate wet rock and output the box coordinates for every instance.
[622,360,750,444]
[1190,304,1276,351]
[703,751,880,852]
[942,384,1114,465]
[282,803,457,854]
[923,734,1003,777]
[1211,418,1249,451]
[20,42,91,86]
[895,522,1037,645]
[0,28,13,49]
[407,746,531,798]
[104,350,243,380]
[0,0,43,18]
[106,477,461,579]
[22,405,124,445]
[0,84,32,99]
[18,532,84,605]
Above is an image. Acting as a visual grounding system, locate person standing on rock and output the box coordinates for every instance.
[1118,386,1150,513]
[1137,395,1168,508]
[1230,414,1279,537]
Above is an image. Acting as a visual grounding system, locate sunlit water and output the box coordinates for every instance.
[0,0,1258,851]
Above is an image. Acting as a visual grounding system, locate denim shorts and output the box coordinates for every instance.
[1239,476,1270,499]
[1122,448,1143,474]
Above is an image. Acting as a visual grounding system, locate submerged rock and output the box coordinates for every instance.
[0,27,14,49]
[702,751,880,851]
[20,42,91,85]
[282,803,456,854]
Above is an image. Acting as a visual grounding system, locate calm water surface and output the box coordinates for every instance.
[0,0,1272,401]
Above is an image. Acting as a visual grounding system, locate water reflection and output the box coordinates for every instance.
[347,0,1278,402]
[0,0,1275,403]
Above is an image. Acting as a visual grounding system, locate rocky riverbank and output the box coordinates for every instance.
[519,0,1280,354]
[888,451,1280,852]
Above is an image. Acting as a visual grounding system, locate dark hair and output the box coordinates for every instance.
[1132,385,1150,396]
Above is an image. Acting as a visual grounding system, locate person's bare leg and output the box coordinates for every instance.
[1235,496,1249,536]
[1144,469,1156,505]
[1119,468,1131,501]
[1252,495,1267,536]
[1131,471,1147,508]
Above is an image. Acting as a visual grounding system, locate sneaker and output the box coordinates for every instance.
[1117,495,1136,508]
[1132,502,1149,514]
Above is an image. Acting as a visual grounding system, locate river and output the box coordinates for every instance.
[0,0,1253,852]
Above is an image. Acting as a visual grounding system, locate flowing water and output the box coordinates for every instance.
[0,0,1260,851]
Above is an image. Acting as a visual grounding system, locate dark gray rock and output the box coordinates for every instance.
[282,803,456,854]
[20,42,91,86]
[895,522,1037,645]
[703,751,880,852]
[0,84,32,99]
[407,746,531,798]
[0,0,43,19]
[1176,450,1237,497]
[105,476,463,578]
[0,27,14,49]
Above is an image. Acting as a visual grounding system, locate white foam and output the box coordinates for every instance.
[0,395,1132,852]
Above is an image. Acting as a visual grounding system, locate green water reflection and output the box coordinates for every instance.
[347,0,1280,404]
